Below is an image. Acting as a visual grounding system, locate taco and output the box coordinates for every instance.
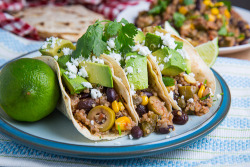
[39,37,138,141]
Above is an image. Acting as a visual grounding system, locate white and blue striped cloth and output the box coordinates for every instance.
[0,28,249,167]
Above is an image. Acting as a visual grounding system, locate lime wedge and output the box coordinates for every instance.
[195,37,219,67]
[164,21,180,37]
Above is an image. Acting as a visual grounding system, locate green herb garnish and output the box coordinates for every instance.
[227,32,234,37]
[238,34,245,39]
[204,79,207,85]
[117,124,121,135]
[72,19,138,58]
[219,0,231,11]
[148,0,168,15]
[162,76,175,86]
[218,25,227,36]
[57,48,61,53]
[173,12,186,28]
[220,93,224,95]
[204,14,209,21]
[184,0,194,5]
[200,93,210,100]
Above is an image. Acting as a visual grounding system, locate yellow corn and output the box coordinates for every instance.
[203,0,211,6]
[141,96,149,106]
[198,85,205,98]
[215,2,224,7]
[166,85,175,92]
[217,14,222,19]
[184,74,196,84]
[112,100,119,113]
[118,102,125,111]
[190,23,195,30]
[208,14,216,22]
[115,116,131,131]
[179,6,188,15]
[211,8,219,15]
[224,9,231,19]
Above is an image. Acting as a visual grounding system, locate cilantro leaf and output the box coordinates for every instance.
[173,12,186,28]
[204,79,207,85]
[148,0,168,15]
[200,93,210,100]
[204,14,209,21]
[120,18,129,25]
[219,0,231,11]
[184,0,194,5]
[105,20,122,37]
[218,25,227,36]
[117,125,121,135]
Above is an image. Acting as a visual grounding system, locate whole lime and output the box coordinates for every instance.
[0,58,60,122]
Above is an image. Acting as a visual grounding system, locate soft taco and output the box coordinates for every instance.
[142,26,216,118]
[39,37,138,141]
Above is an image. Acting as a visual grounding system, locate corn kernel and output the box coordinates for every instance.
[166,85,175,92]
[215,2,224,7]
[224,9,231,19]
[115,116,131,131]
[141,96,149,106]
[190,23,195,30]
[203,0,211,6]
[112,100,119,113]
[217,14,222,19]
[179,6,188,15]
[184,74,196,84]
[208,14,216,22]
[198,85,205,98]
[118,102,125,111]
[211,8,219,15]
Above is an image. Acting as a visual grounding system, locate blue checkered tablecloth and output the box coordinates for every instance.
[0,28,249,167]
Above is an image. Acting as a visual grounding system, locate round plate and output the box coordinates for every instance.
[0,51,231,159]
[117,2,250,55]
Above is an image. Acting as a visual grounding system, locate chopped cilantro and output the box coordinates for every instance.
[220,93,224,95]
[173,12,186,28]
[204,14,209,21]
[57,48,61,53]
[200,93,210,100]
[238,34,245,39]
[219,0,231,11]
[184,0,194,5]
[204,79,207,85]
[162,77,175,86]
[117,124,121,135]
[227,32,234,37]
[148,0,168,15]
[218,25,227,36]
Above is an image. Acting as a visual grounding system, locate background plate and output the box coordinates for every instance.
[117,2,250,55]
[0,51,231,159]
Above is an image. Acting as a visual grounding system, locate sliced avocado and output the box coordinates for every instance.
[185,59,191,74]
[79,62,113,88]
[125,52,148,90]
[60,68,88,94]
[145,33,162,52]
[152,47,186,76]
[134,31,145,44]
[57,55,71,69]
[162,76,175,86]
[175,41,183,49]
[39,39,75,57]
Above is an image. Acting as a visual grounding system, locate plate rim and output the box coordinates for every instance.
[0,51,231,159]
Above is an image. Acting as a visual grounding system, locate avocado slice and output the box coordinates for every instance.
[57,55,71,69]
[134,31,145,44]
[60,68,88,94]
[145,33,162,52]
[125,52,148,90]
[39,39,75,57]
[79,62,113,88]
[152,47,186,76]
[175,41,183,49]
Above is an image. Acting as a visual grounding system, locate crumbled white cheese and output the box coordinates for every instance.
[189,73,195,77]
[209,88,214,96]
[159,64,164,71]
[132,44,151,56]
[107,46,111,51]
[64,71,76,79]
[169,91,174,98]
[126,55,137,61]
[155,31,177,49]
[161,45,165,49]
[129,134,133,140]
[41,42,49,49]
[62,47,73,56]
[82,82,92,89]
[137,28,142,31]
[41,36,59,49]
[92,56,104,64]
[57,39,62,46]
[90,120,94,125]
[164,54,172,63]
[177,49,190,60]
[137,68,142,73]
[108,52,122,65]
[107,38,116,49]
[151,55,157,62]
[130,84,136,96]
[217,94,222,99]
[181,95,184,99]
[78,67,88,78]
[91,89,102,99]
[71,57,79,67]
[187,98,194,103]
[126,66,133,74]
[54,56,58,61]
[66,61,77,74]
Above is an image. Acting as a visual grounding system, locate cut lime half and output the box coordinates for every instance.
[195,37,219,67]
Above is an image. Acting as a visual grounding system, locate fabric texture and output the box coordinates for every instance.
[0,28,249,167]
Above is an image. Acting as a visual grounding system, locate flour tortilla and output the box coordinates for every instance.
[35,56,138,141]
[143,27,216,110]
[14,5,105,42]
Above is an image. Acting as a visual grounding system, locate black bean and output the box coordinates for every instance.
[158,125,174,134]
[106,88,118,102]
[240,39,249,45]
[79,92,90,99]
[131,126,143,139]
[142,91,153,97]
[77,98,96,112]
[136,104,148,117]
[172,110,189,125]
[238,21,246,31]
[195,0,201,11]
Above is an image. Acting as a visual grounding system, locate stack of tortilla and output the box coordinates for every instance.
[14,5,105,42]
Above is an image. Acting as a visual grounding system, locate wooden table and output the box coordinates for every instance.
[220,49,250,61]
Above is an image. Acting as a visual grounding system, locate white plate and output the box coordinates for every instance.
[117,3,250,55]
